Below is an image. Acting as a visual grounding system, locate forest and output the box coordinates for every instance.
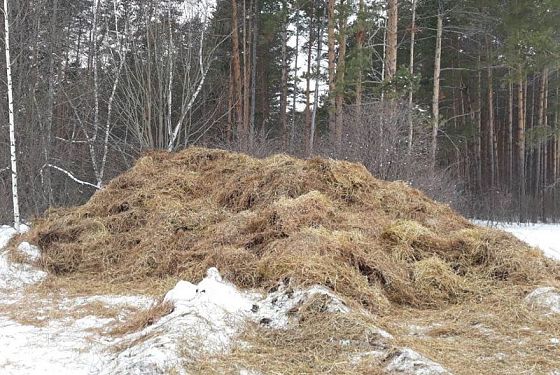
[1,0,559,223]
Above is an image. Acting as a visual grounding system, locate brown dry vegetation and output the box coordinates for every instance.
[22,147,559,310]
[13,147,560,373]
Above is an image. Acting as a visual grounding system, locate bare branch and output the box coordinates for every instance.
[42,164,100,189]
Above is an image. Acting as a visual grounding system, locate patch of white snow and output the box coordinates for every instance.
[525,287,560,314]
[384,348,451,374]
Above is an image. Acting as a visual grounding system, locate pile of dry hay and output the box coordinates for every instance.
[24,147,559,312]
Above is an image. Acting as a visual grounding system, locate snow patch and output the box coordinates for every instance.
[525,287,560,314]
[253,283,350,329]
[385,348,451,374]
[17,241,41,262]
[476,221,560,261]
[104,267,257,374]
[0,225,17,249]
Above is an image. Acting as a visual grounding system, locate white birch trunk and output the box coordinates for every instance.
[4,0,20,231]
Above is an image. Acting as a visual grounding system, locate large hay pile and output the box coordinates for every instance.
[27,148,559,311]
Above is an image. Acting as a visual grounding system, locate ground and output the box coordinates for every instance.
[0,222,559,374]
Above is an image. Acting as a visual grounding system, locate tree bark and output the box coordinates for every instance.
[517,70,526,210]
[430,8,443,170]
[355,0,365,118]
[279,1,289,149]
[334,1,347,151]
[4,0,20,230]
[487,52,495,189]
[508,76,514,192]
[385,0,398,81]
[327,0,336,140]
[231,0,243,148]
[407,0,417,154]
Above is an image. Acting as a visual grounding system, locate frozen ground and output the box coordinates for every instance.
[476,221,560,261]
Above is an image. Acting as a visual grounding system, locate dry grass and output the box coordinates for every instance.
[108,299,174,336]
[380,287,560,374]
[17,147,558,314]
[185,296,388,375]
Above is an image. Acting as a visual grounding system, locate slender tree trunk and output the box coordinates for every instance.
[242,0,251,151]
[327,0,336,140]
[385,0,398,81]
[310,7,325,156]
[334,1,347,152]
[407,0,417,154]
[553,72,559,198]
[355,0,365,118]
[249,0,258,149]
[279,2,289,149]
[430,8,443,170]
[475,59,483,193]
[227,64,234,143]
[535,70,547,204]
[291,3,300,151]
[4,0,20,230]
[231,0,243,148]
[43,0,59,204]
[508,76,514,192]
[517,70,526,215]
[487,54,495,189]
[305,2,315,154]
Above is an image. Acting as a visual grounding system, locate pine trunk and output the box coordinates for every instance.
[431,10,443,170]
[385,0,398,80]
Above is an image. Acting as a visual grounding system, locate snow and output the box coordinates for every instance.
[524,287,560,314]
[0,225,17,248]
[385,348,451,375]
[476,221,560,261]
[16,242,41,262]
[252,283,351,329]
[106,267,257,374]
[0,227,46,290]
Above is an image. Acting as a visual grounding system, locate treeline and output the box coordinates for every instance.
[0,0,559,223]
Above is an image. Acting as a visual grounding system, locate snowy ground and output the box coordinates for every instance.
[476,221,560,261]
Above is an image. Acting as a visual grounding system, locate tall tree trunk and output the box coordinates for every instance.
[4,0,20,230]
[517,70,526,214]
[334,1,347,151]
[249,0,258,149]
[327,0,336,141]
[473,58,482,193]
[291,2,300,151]
[242,0,251,151]
[508,76,514,192]
[553,72,559,199]
[355,0,365,117]
[535,70,546,205]
[43,0,59,204]
[487,51,495,190]
[407,0,417,154]
[279,1,289,149]
[231,0,243,148]
[385,0,398,81]
[430,7,443,170]
[310,7,325,156]
[305,2,315,154]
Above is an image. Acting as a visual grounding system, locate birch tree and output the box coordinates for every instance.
[3,0,20,230]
